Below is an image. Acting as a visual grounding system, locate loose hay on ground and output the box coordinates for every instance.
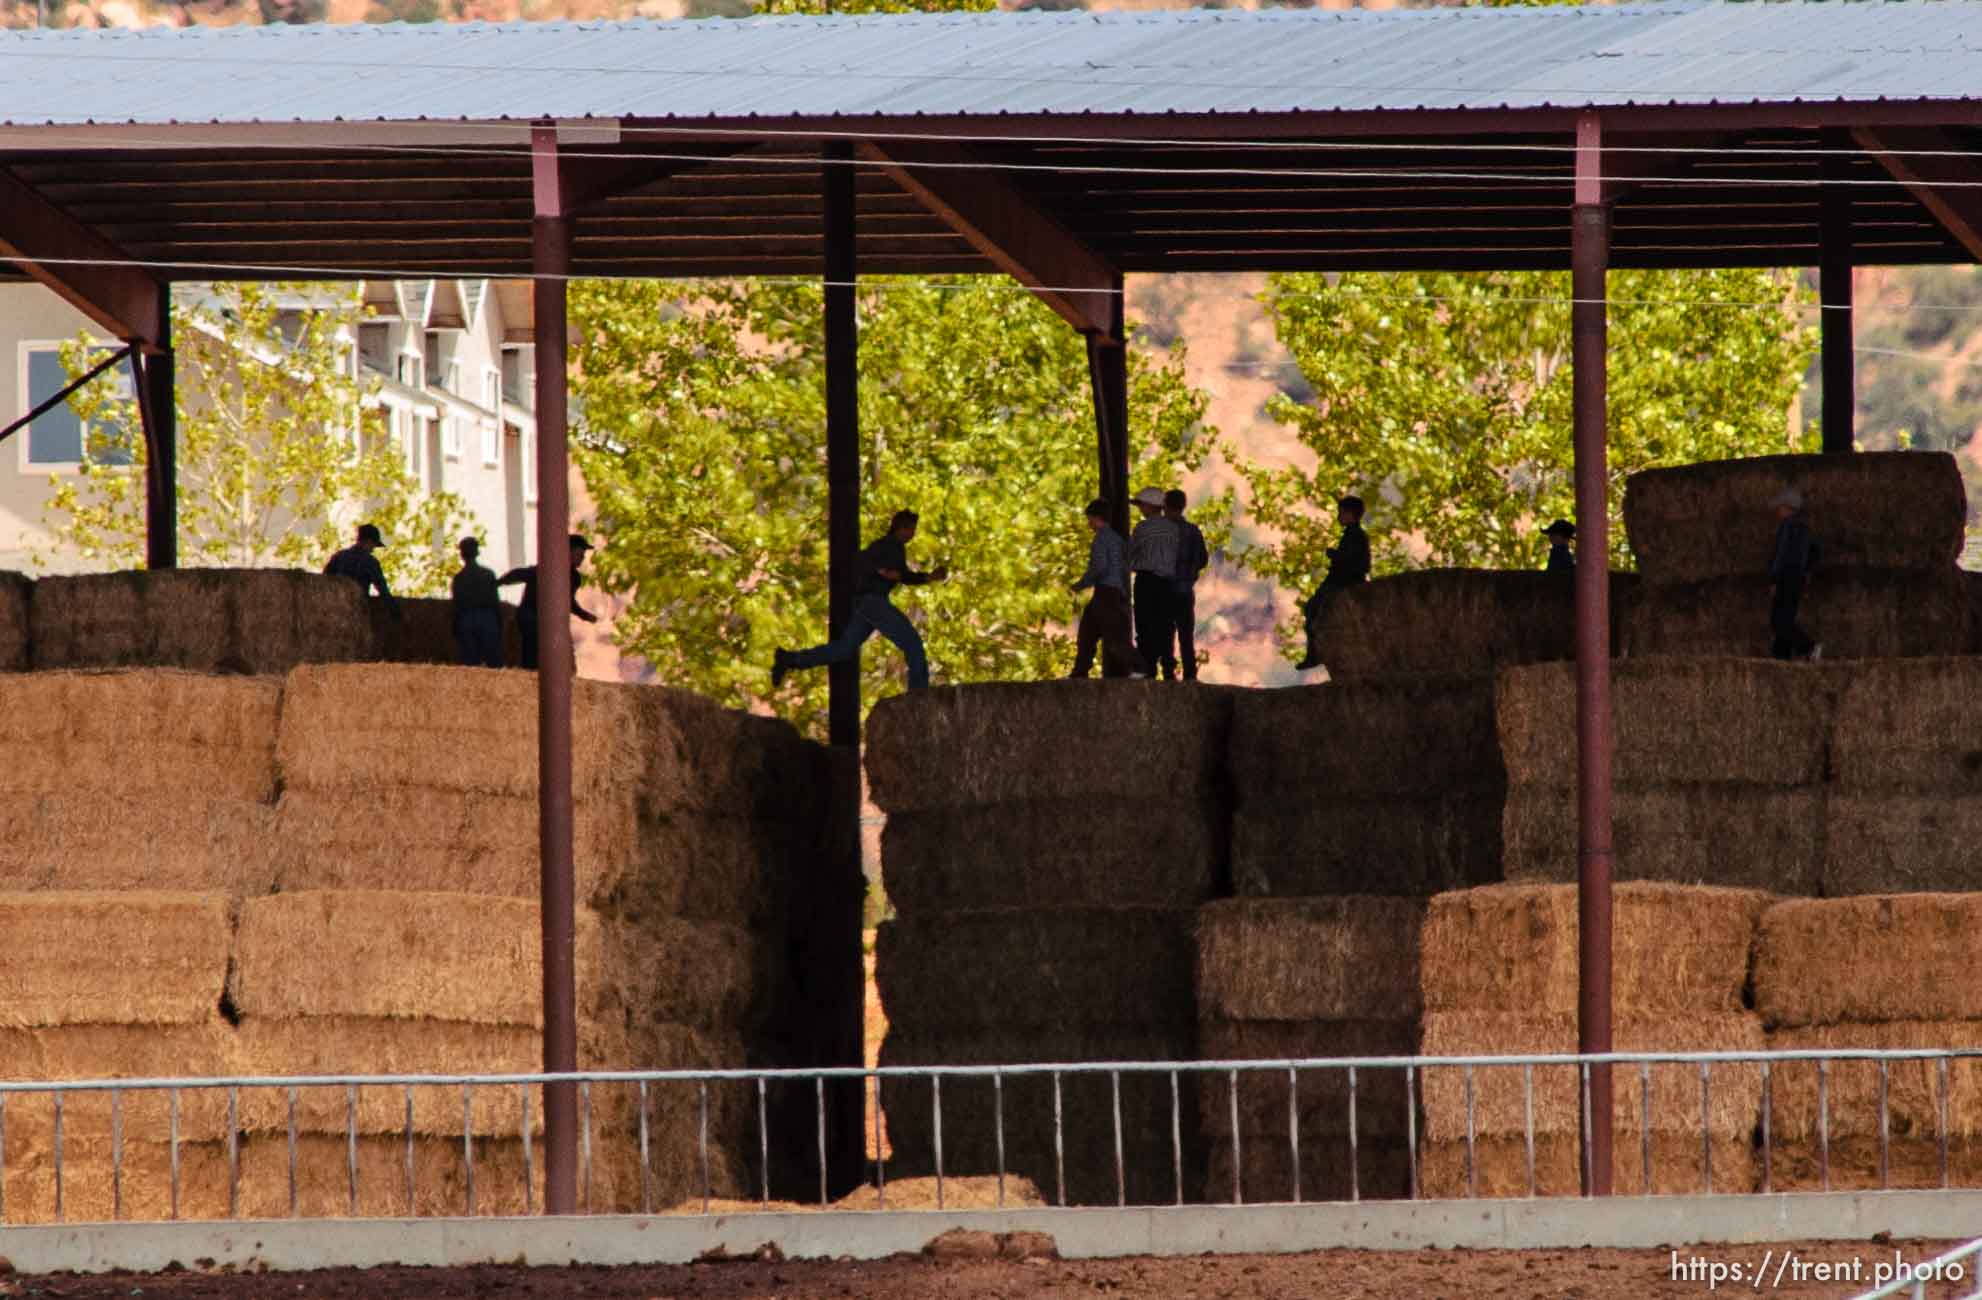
[1196,899,1424,1024]
[1420,883,1770,1017]
[1313,571,1636,679]
[1227,676,1502,799]
[1755,896,1982,1028]
[1501,783,1823,895]
[0,795,278,895]
[1620,569,1971,661]
[1231,795,1503,898]
[1418,1134,1758,1199]
[0,892,231,1027]
[31,569,372,674]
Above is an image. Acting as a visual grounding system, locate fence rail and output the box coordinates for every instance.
[1,1048,1978,1225]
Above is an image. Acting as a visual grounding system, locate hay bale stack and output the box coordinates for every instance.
[0,571,28,671]
[31,569,371,674]
[1497,659,1835,892]
[0,892,232,1027]
[369,596,513,666]
[1620,568,1971,661]
[1623,452,1965,586]
[1827,660,1982,893]
[1417,883,1769,1197]
[1227,678,1503,897]
[1311,570,1637,679]
[1755,896,1982,1030]
[1194,898,1423,1201]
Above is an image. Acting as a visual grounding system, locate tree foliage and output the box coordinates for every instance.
[571,276,1226,739]
[1233,268,1818,619]
[39,282,477,595]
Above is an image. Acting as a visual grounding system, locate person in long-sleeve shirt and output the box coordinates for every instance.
[1128,487,1182,677]
[1164,488,1210,681]
[1767,488,1820,661]
[450,536,504,669]
[1543,519,1576,576]
[774,509,947,691]
[323,522,400,621]
[1070,498,1138,679]
[499,534,598,671]
[1295,495,1370,672]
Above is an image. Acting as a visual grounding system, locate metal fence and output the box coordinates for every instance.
[1,1047,1978,1223]
[1851,1236,1982,1300]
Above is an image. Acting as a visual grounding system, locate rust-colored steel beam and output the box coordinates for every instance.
[136,288,176,569]
[1854,126,1982,261]
[1571,111,1615,1201]
[0,165,164,348]
[824,140,861,754]
[862,138,1119,337]
[531,122,580,1220]
[1084,282,1129,536]
[1821,131,1856,454]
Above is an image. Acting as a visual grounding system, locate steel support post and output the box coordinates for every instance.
[1821,135,1855,453]
[139,289,176,569]
[1571,113,1615,1199]
[531,125,579,1218]
[824,141,861,752]
[1085,282,1129,535]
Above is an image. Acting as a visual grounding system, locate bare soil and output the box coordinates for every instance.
[0,1239,1968,1299]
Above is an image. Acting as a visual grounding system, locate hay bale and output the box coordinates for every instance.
[1501,783,1824,895]
[0,571,29,672]
[1228,675,1502,800]
[275,664,641,801]
[1496,658,1837,789]
[1313,570,1637,679]
[370,596,510,666]
[1620,568,1971,660]
[1196,1021,1418,1141]
[880,1027,1201,1207]
[1766,1022,1982,1145]
[2,1139,233,1224]
[0,1021,235,1148]
[1231,795,1504,898]
[875,909,1197,1035]
[1756,896,1982,1028]
[31,569,372,674]
[1765,1137,1982,1192]
[865,682,1235,814]
[1831,658,1982,793]
[1419,1134,1758,1199]
[643,688,836,825]
[1420,883,1770,1017]
[881,798,1223,916]
[0,671,280,802]
[1206,1136,1412,1205]
[0,796,278,895]
[1419,1011,1764,1141]
[0,892,230,1027]
[1823,795,1982,895]
[1623,451,1965,585]
[1196,899,1423,1024]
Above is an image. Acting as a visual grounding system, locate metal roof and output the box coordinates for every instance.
[1,2,1981,129]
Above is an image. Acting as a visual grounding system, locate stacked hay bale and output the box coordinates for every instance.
[1620,452,1971,659]
[1418,883,1769,1196]
[32,570,372,674]
[1194,898,1422,1202]
[1315,569,1637,677]
[1756,895,1982,1189]
[0,571,28,670]
[1497,658,1835,894]
[868,682,1232,1205]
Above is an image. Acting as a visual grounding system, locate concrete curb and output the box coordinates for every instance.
[3,1190,1978,1275]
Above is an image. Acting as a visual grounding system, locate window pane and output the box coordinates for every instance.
[26,350,84,464]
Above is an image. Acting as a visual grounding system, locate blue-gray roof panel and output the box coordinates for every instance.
[0,2,1980,129]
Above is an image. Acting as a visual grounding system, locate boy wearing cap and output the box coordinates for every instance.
[450,536,504,669]
[1768,488,1820,661]
[1128,486,1182,678]
[323,521,400,621]
[1295,496,1370,672]
[1070,498,1138,679]
[500,535,599,671]
[1543,519,1576,575]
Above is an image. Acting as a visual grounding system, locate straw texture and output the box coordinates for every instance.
[1620,569,1971,661]
[0,571,28,672]
[1502,783,1823,895]
[1831,658,1982,792]
[1,1139,233,1224]
[1206,1136,1413,1205]
[0,891,231,1027]
[1195,898,1423,1023]
[1823,795,1982,896]
[1313,570,1637,679]
[1765,1022,1982,1142]
[31,569,372,674]
[1227,675,1502,800]
[0,795,278,895]
[1419,1134,1758,1199]
[1195,1021,1418,1141]
[1232,794,1503,898]
[1755,896,1982,1028]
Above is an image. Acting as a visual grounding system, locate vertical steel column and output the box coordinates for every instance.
[824,141,861,752]
[138,288,176,569]
[1821,134,1855,453]
[1084,279,1129,535]
[1571,112,1615,1199]
[530,124,579,1218]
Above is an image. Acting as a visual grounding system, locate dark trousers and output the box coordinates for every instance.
[1164,585,1198,680]
[1132,571,1173,677]
[1302,580,1348,661]
[455,607,503,669]
[516,610,539,671]
[789,593,930,689]
[1072,585,1137,678]
[1770,576,1816,660]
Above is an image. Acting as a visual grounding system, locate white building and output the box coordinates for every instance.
[0,277,541,576]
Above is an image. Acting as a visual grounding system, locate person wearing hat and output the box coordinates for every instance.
[1127,486,1182,678]
[323,522,400,621]
[499,534,599,672]
[1069,497,1138,679]
[450,536,504,670]
[774,509,947,691]
[1295,495,1370,672]
[1543,519,1576,575]
[1768,487,1821,661]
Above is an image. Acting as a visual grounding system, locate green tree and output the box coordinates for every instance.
[39,282,477,595]
[572,276,1226,739]
[1234,268,1817,630]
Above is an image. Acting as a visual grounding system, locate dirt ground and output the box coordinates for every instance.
[0,1239,1969,1299]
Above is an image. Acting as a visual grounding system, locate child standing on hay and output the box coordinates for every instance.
[323,522,400,622]
[1768,488,1821,662]
[1295,495,1370,672]
[773,508,948,691]
[499,534,599,672]
[1069,497,1140,679]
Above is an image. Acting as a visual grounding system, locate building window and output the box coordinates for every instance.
[481,419,500,468]
[442,413,463,459]
[524,426,537,504]
[396,351,423,390]
[21,345,133,468]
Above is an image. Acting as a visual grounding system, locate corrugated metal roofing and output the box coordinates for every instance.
[1,1,1981,129]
